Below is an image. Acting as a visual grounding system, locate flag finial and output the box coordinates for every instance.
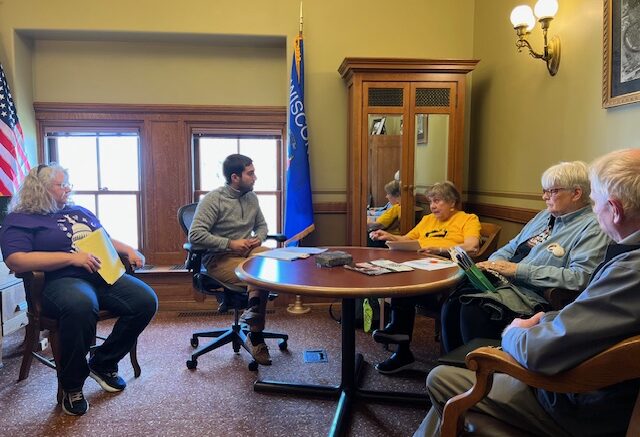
[299,2,303,35]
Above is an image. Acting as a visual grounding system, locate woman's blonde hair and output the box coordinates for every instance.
[9,163,69,214]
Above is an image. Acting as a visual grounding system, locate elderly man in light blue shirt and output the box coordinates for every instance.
[415,149,640,437]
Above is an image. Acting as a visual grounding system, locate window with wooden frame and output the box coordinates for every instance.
[192,132,283,239]
[44,129,142,249]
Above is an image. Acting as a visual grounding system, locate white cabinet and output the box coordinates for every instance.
[0,261,27,367]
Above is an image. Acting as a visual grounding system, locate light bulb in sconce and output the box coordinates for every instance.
[510,5,535,32]
[509,1,561,76]
[534,0,558,20]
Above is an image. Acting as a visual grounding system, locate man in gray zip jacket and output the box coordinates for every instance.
[415,148,640,436]
[188,154,272,365]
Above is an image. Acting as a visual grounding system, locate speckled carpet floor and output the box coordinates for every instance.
[0,306,441,436]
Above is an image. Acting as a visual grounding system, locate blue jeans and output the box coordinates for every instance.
[41,274,158,392]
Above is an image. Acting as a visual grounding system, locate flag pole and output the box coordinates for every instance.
[299,1,303,34]
[287,1,311,315]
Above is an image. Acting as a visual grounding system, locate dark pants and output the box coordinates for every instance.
[386,295,439,354]
[440,291,509,353]
[41,274,158,391]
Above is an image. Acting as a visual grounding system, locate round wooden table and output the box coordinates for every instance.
[236,247,463,437]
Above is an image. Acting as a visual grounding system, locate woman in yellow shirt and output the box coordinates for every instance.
[369,181,480,374]
[368,180,401,233]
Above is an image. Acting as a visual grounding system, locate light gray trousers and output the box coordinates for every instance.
[413,365,571,437]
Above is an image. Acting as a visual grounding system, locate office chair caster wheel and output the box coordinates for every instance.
[278,340,288,351]
[190,337,199,348]
[248,360,259,371]
[186,359,198,370]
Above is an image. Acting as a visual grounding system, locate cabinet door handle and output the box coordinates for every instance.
[15,302,27,312]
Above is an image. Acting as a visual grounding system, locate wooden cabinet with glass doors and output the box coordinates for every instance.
[339,58,478,246]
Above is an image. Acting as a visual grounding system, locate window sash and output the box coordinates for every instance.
[45,131,143,249]
[192,133,283,233]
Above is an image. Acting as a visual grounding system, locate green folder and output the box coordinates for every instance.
[463,264,497,292]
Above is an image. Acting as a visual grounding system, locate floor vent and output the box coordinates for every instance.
[303,349,328,363]
[177,309,276,318]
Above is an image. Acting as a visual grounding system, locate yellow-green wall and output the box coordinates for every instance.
[7,0,633,238]
[0,0,476,206]
[469,0,640,213]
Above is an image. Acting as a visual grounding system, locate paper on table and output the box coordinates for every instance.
[254,248,311,261]
[74,227,126,285]
[370,259,414,272]
[280,247,327,254]
[402,258,457,271]
[385,240,421,251]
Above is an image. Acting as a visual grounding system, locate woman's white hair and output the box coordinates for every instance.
[590,149,640,216]
[541,161,591,204]
[426,181,461,209]
[9,163,69,214]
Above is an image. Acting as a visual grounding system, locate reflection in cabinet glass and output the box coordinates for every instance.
[339,58,479,246]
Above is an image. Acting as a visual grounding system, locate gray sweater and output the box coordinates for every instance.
[188,184,268,253]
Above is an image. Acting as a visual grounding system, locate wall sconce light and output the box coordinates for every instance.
[510,0,561,76]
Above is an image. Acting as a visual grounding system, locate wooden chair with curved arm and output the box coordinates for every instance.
[439,335,640,437]
[471,222,501,263]
[17,256,141,403]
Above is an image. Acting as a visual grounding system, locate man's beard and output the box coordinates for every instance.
[238,181,254,194]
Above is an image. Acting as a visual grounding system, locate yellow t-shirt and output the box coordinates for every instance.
[376,204,401,233]
[405,211,480,249]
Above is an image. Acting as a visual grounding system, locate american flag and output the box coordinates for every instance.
[0,63,30,195]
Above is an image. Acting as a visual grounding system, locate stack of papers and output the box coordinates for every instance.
[369,259,414,272]
[402,257,457,271]
[344,263,393,276]
[254,247,327,261]
[385,240,421,251]
[344,259,415,276]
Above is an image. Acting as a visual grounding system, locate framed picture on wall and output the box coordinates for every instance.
[603,0,640,108]
[416,114,428,145]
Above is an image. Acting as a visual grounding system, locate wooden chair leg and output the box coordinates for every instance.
[18,320,39,381]
[130,339,141,377]
[49,329,63,404]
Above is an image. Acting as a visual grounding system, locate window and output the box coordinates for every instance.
[46,131,142,249]
[193,134,282,238]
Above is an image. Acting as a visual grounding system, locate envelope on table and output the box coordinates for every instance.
[74,228,125,285]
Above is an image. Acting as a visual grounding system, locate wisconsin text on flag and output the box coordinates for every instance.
[284,33,314,245]
[0,63,30,195]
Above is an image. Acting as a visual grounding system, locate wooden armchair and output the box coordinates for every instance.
[471,222,501,263]
[17,257,140,403]
[440,335,640,437]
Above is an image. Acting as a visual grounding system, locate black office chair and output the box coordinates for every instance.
[177,203,288,371]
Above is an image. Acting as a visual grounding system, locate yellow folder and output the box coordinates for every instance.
[74,227,125,285]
